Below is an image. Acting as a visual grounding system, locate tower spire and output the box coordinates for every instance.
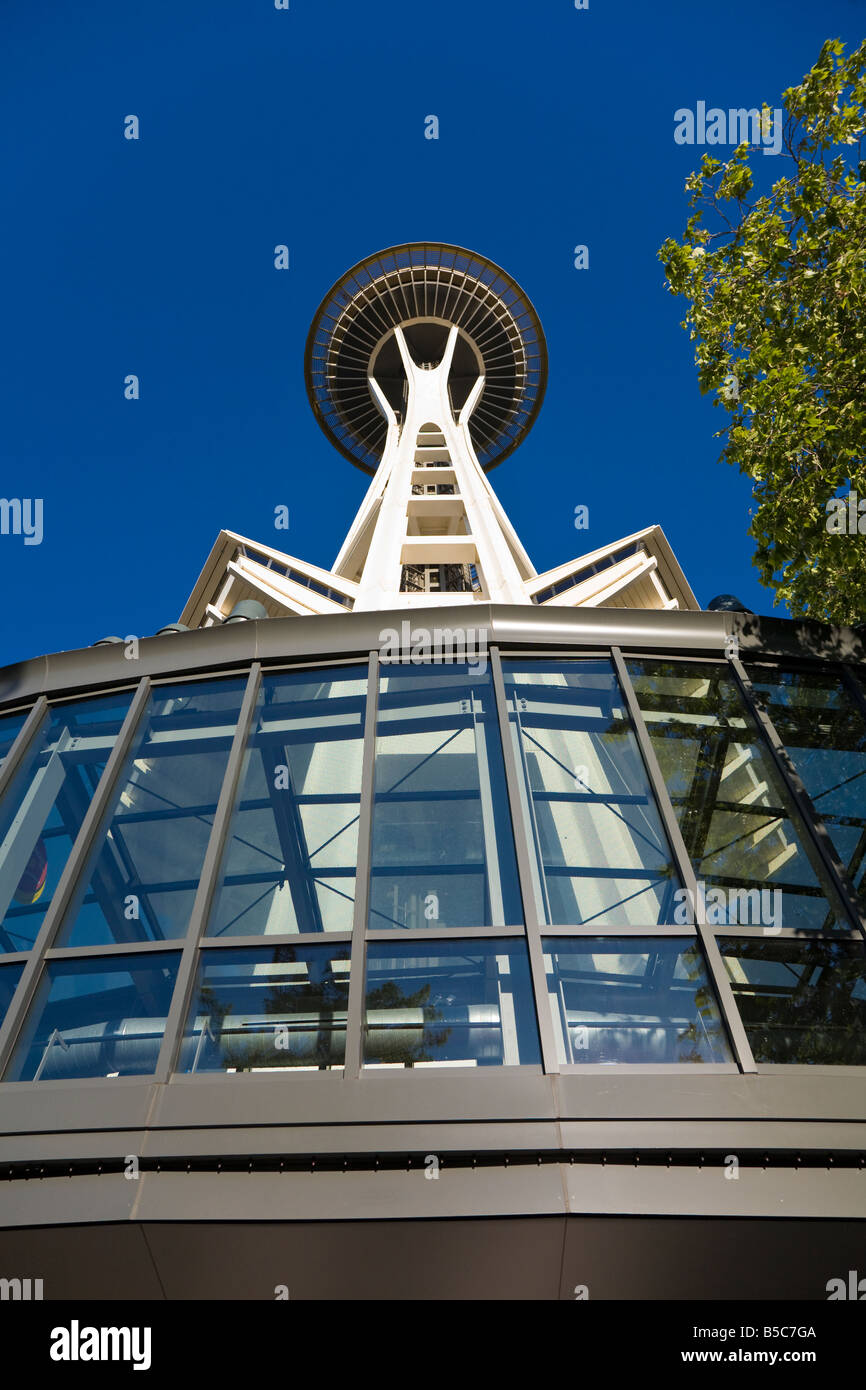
[180,243,699,628]
[348,323,528,609]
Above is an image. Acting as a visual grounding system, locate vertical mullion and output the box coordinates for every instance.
[343,649,379,1080]
[0,677,153,1078]
[611,647,757,1074]
[841,663,866,723]
[730,656,866,940]
[0,697,48,804]
[508,694,552,924]
[840,665,866,913]
[154,663,263,1081]
[490,647,561,1075]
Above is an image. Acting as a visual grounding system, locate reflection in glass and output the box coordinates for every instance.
[364,939,540,1067]
[179,945,350,1072]
[0,694,133,953]
[56,679,248,948]
[0,962,23,1028]
[370,666,522,929]
[720,937,866,1064]
[543,937,731,1064]
[207,667,366,937]
[0,710,28,774]
[627,661,848,931]
[747,666,866,910]
[504,662,680,925]
[6,952,180,1081]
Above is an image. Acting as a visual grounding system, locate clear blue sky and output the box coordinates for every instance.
[2,0,863,667]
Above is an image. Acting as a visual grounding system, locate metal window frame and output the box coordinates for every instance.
[729,655,866,940]
[491,646,564,1074]
[1,606,866,1087]
[154,664,264,1081]
[0,678,153,1078]
[621,650,866,948]
[0,698,48,810]
[610,647,758,1073]
[343,649,379,1079]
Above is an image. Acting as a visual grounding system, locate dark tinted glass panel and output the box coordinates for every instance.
[370,665,522,929]
[0,962,23,1027]
[207,667,366,938]
[57,679,248,948]
[0,694,133,953]
[503,662,681,925]
[364,939,540,1067]
[720,937,866,1064]
[0,711,27,773]
[180,945,350,1072]
[6,952,180,1081]
[747,667,866,910]
[543,938,731,1064]
[627,661,848,932]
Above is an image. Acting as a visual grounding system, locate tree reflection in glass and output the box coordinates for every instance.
[720,937,866,1064]
[627,661,849,932]
[747,666,866,913]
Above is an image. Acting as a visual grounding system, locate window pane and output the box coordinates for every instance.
[543,937,731,1064]
[179,944,350,1072]
[56,679,248,948]
[6,952,180,1081]
[0,693,133,954]
[0,710,28,773]
[747,666,866,911]
[626,661,849,932]
[207,667,366,938]
[720,937,866,1064]
[0,962,23,1026]
[370,666,522,929]
[503,661,681,925]
[364,939,540,1067]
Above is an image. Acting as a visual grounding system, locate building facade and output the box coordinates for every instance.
[0,246,863,1299]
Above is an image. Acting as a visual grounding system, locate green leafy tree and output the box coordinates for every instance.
[660,38,866,624]
[365,980,450,1065]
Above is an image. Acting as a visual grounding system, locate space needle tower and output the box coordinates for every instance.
[182,244,697,625]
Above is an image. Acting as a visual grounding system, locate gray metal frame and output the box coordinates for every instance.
[730,654,866,941]
[0,603,863,1142]
[344,649,379,1080]
[0,678,153,1077]
[154,663,264,1081]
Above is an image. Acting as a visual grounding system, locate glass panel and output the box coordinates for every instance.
[370,665,522,929]
[503,661,681,925]
[0,710,28,773]
[0,693,133,954]
[747,666,866,911]
[364,939,540,1067]
[626,661,849,932]
[206,667,366,938]
[543,937,731,1064]
[0,962,24,1027]
[6,952,180,1081]
[720,937,866,1064]
[56,679,248,948]
[179,944,350,1072]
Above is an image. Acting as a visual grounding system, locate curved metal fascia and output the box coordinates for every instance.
[0,607,862,715]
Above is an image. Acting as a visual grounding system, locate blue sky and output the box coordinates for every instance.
[2,0,863,667]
